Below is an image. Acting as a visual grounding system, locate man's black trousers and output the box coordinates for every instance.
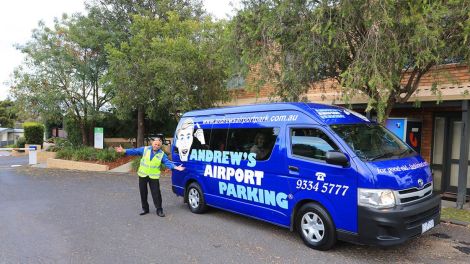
[139,176,162,212]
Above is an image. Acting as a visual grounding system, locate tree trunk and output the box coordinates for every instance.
[80,120,88,146]
[89,120,96,147]
[137,105,145,147]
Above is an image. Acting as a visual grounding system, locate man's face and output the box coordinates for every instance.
[152,139,162,151]
[176,125,194,161]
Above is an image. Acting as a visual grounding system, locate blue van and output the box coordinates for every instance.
[171,103,440,250]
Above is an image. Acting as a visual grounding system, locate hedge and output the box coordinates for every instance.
[23,122,44,146]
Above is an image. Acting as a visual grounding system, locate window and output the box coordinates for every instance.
[291,128,339,161]
[331,124,414,161]
[209,129,229,151]
[226,127,279,160]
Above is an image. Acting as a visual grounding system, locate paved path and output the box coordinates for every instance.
[1,167,469,263]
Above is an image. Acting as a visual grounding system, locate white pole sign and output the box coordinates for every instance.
[94,127,104,149]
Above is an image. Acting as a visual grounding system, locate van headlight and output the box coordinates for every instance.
[358,188,396,209]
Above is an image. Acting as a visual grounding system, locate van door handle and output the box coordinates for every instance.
[288,166,299,172]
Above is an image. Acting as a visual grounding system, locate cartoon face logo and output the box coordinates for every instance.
[175,118,205,162]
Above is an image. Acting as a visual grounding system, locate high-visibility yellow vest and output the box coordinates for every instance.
[138,147,164,179]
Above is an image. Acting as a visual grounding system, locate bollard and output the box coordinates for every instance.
[29,146,37,165]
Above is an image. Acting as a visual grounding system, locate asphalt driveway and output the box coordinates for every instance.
[1,166,469,263]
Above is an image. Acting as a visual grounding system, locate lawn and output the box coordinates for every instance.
[441,207,470,224]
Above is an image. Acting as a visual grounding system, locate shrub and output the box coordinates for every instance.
[56,147,74,160]
[55,147,121,162]
[64,118,83,146]
[23,122,44,146]
[72,147,97,161]
[96,148,119,162]
[54,138,72,149]
[16,137,26,148]
[131,157,141,172]
[45,138,72,152]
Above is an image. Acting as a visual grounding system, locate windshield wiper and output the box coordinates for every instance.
[368,152,394,161]
[396,149,411,157]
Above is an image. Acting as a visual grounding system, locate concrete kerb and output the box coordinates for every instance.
[108,160,133,173]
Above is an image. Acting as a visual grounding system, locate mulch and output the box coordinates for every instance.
[81,156,137,170]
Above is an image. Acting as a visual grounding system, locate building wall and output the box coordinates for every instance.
[387,108,455,164]
[228,63,470,105]
[228,64,470,165]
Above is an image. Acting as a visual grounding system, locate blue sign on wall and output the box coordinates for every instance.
[385,118,406,141]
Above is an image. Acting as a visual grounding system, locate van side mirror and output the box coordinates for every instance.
[326,151,349,167]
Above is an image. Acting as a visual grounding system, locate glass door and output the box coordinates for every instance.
[447,117,470,193]
[431,117,445,192]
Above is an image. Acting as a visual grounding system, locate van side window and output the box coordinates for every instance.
[226,127,279,160]
[291,128,339,161]
[209,129,229,151]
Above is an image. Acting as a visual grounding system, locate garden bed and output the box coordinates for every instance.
[93,155,136,170]
[47,155,136,171]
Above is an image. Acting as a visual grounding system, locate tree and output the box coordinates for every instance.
[99,0,229,146]
[234,0,470,122]
[11,13,113,145]
[88,0,206,146]
[0,100,17,128]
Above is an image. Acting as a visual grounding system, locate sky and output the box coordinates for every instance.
[0,0,240,101]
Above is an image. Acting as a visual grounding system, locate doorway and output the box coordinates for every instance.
[432,114,470,195]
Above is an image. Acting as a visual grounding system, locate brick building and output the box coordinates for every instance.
[226,63,470,203]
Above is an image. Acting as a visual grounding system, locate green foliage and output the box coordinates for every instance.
[56,146,122,162]
[95,149,117,162]
[235,0,470,122]
[55,147,74,160]
[23,122,44,145]
[11,12,114,145]
[441,207,470,224]
[0,100,18,128]
[131,157,141,172]
[71,147,97,161]
[16,137,26,148]
[105,10,231,123]
[46,137,73,152]
[64,118,83,147]
[98,111,136,138]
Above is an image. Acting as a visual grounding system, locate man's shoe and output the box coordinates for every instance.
[156,209,165,217]
[139,211,149,216]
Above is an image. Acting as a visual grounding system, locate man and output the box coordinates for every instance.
[115,138,184,217]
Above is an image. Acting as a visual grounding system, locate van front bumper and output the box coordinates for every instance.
[338,193,441,246]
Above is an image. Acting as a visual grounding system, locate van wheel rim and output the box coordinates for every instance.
[301,212,325,243]
[188,188,200,208]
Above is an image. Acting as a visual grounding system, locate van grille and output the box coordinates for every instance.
[395,182,433,205]
[403,205,440,229]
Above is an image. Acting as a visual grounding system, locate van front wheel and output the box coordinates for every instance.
[187,182,207,214]
[296,203,336,250]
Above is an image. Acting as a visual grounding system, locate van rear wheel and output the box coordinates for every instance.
[187,182,207,214]
[296,203,336,250]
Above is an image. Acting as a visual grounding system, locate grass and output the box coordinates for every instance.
[441,207,470,224]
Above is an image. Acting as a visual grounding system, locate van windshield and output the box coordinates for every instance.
[330,124,415,161]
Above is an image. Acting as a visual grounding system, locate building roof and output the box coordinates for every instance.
[0,128,24,134]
